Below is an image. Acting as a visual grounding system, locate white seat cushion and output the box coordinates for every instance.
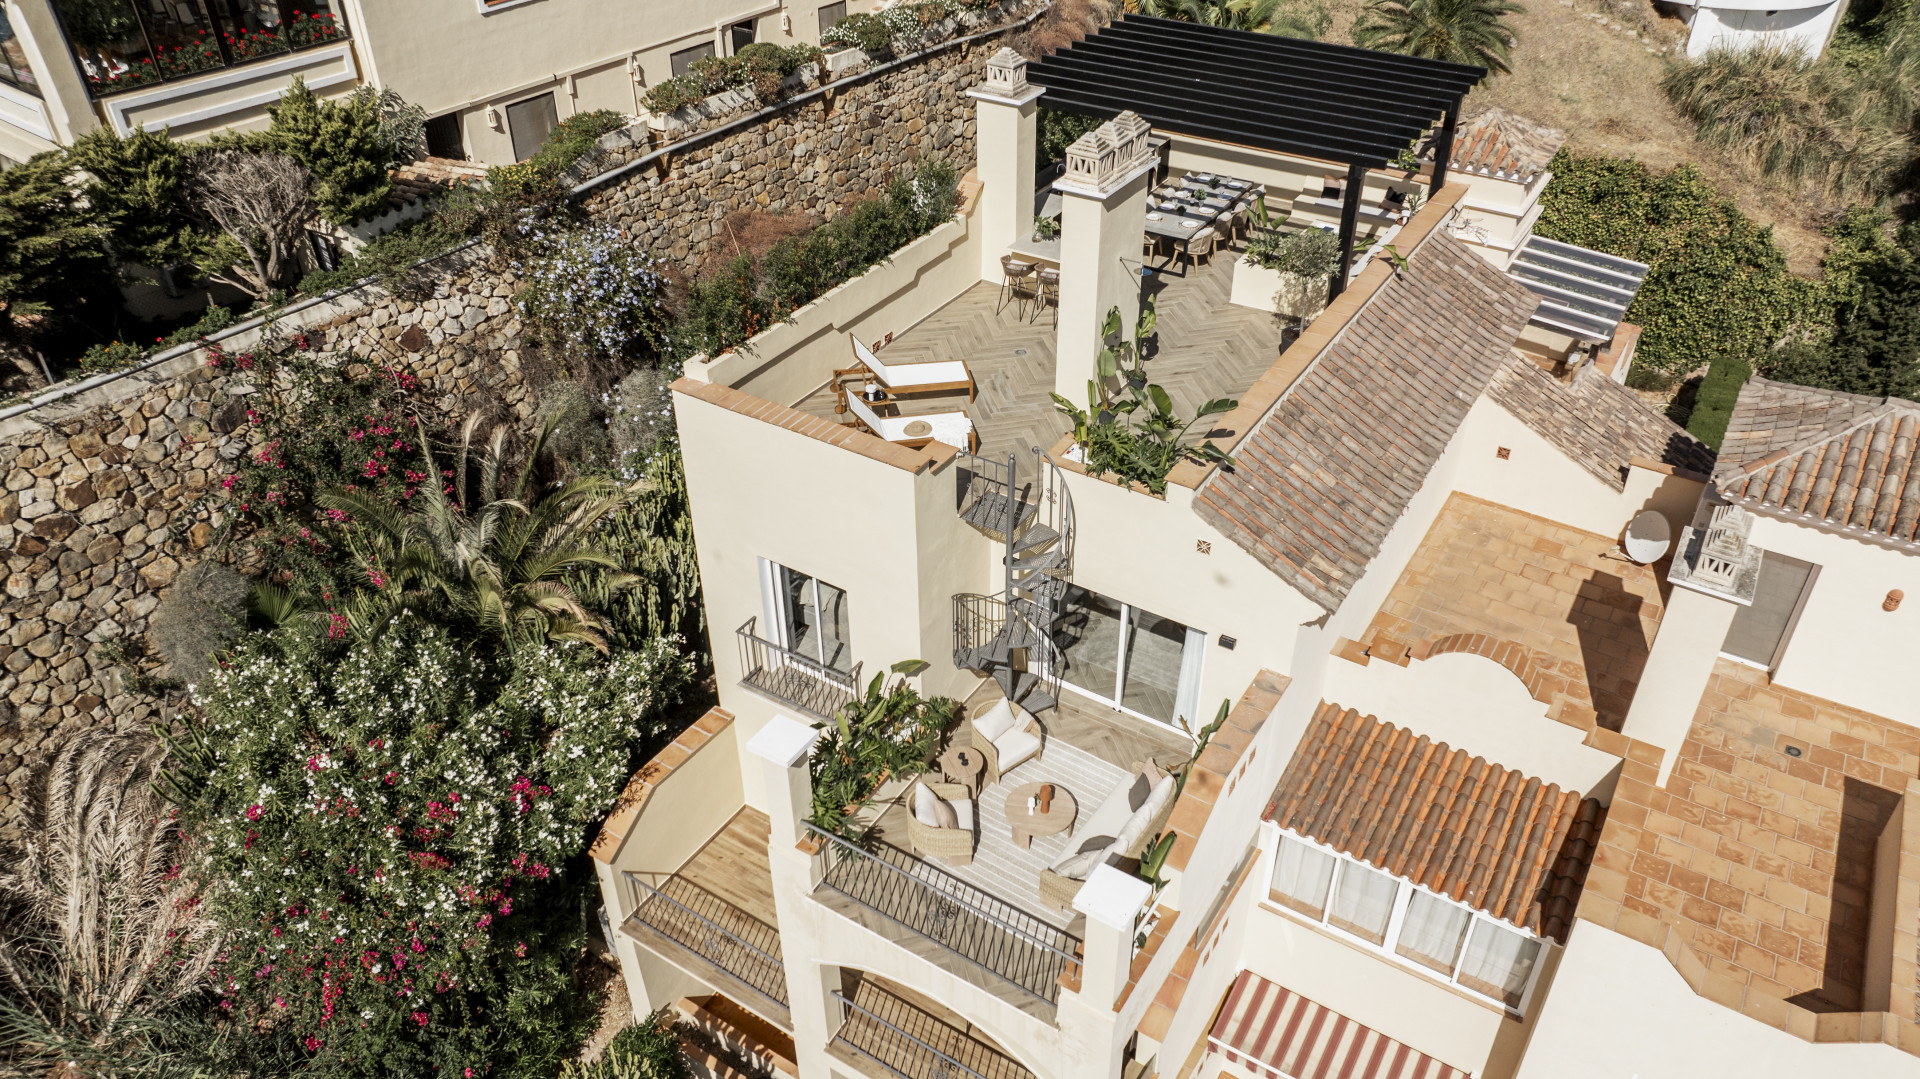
[1111,775,1176,854]
[973,698,1017,741]
[995,729,1042,773]
[867,353,971,388]
[951,799,974,831]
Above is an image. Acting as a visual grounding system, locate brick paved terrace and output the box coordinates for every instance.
[1357,492,1669,732]
[1580,660,1920,1034]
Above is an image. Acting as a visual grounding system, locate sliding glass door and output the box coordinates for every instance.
[1054,585,1204,728]
[763,561,852,674]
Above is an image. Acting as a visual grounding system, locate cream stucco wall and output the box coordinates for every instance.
[1322,651,1624,799]
[1515,922,1920,1079]
[608,723,745,875]
[1748,514,1920,725]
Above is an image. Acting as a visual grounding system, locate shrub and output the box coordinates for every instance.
[265,76,395,225]
[68,124,215,272]
[1246,227,1339,278]
[515,224,674,363]
[574,445,706,652]
[641,77,707,115]
[0,151,114,348]
[169,621,694,1079]
[298,213,472,296]
[561,1011,691,1079]
[678,253,776,359]
[1039,108,1103,164]
[809,667,956,835]
[76,303,239,374]
[823,12,892,52]
[149,559,250,689]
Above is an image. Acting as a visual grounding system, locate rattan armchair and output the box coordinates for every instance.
[905,780,976,867]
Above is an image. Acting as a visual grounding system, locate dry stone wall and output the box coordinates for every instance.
[580,24,1024,267]
[0,21,1018,824]
[0,253,530,824]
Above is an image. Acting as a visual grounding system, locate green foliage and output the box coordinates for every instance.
[677,158,960,358]
[1353,0,1526,73]
[1139,0,1331,39]
[1534,149,1820,381]
[665,42,824,105]
[1032,214,1060,240]
[1039,108,1104,164]
[1245,226,1340,277]
[823,11,893,52]
[808,662,955,835]
[561,1011,692,1079]
[265,76,395,226]
[575,445,705,653]
[1662,44,1913,199]
[68,124,215,271]
[168,620,693,1079]
[517,224,675,363]
[1053,306,1238,495]
[640,77,708,115]
[1761,216,1920,400]
[76,304,238,374]
[298,212,474,296]
[0,151,113,337]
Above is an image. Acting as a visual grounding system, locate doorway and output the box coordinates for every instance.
[1053,585,1204,728]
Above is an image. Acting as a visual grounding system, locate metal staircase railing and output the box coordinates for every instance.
[952,448,1075,712]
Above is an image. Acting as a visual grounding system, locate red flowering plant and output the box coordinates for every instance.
[166,619,693,1077]
[214,348,441,601]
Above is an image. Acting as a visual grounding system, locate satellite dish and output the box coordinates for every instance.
[1624,510,1673,564]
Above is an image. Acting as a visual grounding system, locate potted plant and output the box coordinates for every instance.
[807,660,956,836]
[1231,227,1338,319]
[1033,215,1060,242]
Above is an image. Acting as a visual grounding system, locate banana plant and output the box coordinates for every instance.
[1140,830,1178,890]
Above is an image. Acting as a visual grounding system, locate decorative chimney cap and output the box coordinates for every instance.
[1669,500,1761,604]
[1060,111,1156,195]
[983,47,1029,95]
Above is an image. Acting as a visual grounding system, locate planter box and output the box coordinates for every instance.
[1228,258,1328,320]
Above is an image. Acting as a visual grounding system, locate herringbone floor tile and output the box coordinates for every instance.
[795,254,1284,460]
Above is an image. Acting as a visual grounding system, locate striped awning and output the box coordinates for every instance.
[1207,972,1470,1079]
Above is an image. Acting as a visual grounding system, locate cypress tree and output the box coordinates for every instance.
[265,76,393,225]
[68,124,214,270]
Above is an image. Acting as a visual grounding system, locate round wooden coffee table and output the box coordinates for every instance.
[1006,782,1076,850]
[939,744,986,796]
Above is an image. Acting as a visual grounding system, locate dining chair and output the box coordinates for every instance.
[1182,230,1215,272]
[1033,266,1061,326]
[999,255,1036,319]
[1231,205,1251,243]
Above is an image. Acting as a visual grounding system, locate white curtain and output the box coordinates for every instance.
[1174,625,1207,729]
[1457,920,1543,1007]
[1394,890,1472,975]
[1270,836,1337,918]
[1328,860,1399,944]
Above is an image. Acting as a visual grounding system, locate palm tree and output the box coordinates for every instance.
[0,731,222,1076]
[1139,0,1331,40]
[1352,0,1526,74]
[319,413,640,654]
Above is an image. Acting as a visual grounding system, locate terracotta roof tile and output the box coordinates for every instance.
[1192,233,1539,612]
[1421,107,1565,184]
[1714,377,1920,543]
[1264,702,1605,943]
[1487,356,1715,490]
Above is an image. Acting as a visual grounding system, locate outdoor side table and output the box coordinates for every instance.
[940,745,986,796]
[1006,782,1077,850]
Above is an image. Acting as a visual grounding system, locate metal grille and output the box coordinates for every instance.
[833,984,1037,1079]
[807,824,1081,1004]
[622,873,789,1008]
[736,616,863,721]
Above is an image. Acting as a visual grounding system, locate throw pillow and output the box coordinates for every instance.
[930,792,960,830]
[1054,843,1111,881]
[972,698,1016,741]
[913,782,942,827]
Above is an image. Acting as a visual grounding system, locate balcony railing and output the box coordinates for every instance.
[832,982,1037,1079]
[737,616,862,721]
[805,824,1081,1005]
[621,872,790,1011]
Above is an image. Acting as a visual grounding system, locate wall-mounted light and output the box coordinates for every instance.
[484,103,501,130]
[781,11,792,32]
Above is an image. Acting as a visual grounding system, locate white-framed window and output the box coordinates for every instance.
[759,559,852,674]
[1262,827,1549,1016]
[1054,585,1206,728]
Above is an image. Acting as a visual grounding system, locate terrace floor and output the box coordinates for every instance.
[793,253,1284,460]
[1359,492,1670,732]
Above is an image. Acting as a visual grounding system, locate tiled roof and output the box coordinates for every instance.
[1264,702,1605,943]
[1422,107,1565,184]
[1714,377,1920,544]
[388,157,488,210]
[1193,233,1539,613]
[1487,357,1715,491]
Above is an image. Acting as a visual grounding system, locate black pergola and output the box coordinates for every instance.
[1027,16,1486,296]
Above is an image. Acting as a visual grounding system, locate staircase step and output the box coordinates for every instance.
[961,491,1037,538]
[1012,549,1066,572]
[1012,524,1059,553]
[1021,689,1058,713]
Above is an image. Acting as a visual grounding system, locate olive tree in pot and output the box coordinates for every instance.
[1234,226,1340,320]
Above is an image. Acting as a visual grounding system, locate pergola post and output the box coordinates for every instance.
[1331,162,1366,301]
[1428,97,1461,196]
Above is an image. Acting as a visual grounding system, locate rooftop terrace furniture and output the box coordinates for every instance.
[835,333,977,402]
[1037,761,1177,913]
[1033,266,1060,326]
[844,393,978,453]
[907,780,976,867]
[1000,255,1037,319]
[968,696,1043,785]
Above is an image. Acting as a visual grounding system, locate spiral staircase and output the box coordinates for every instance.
[952,448,1075,713]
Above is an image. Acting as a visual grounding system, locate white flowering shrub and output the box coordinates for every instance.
[514,224,673,361]
[179,622,693,1077]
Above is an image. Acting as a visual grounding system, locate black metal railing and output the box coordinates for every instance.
[736,616,862,721]
[833,984,1037,1079]
[621,872,789,1008]
[951,592,1007,670]
[806,824,1080,1005]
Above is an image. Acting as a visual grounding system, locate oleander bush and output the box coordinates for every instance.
[166,620,694,1079]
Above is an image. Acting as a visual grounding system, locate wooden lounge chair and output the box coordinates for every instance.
[845,393,978,453]
[835,333,976,402]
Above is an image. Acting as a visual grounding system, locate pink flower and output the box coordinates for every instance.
[304,1035,322,1052]
[245,804,264,821]
[412,1011,430,1027]
[221,474,237,490]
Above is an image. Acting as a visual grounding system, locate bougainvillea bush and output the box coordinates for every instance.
[172,621,694,1078]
